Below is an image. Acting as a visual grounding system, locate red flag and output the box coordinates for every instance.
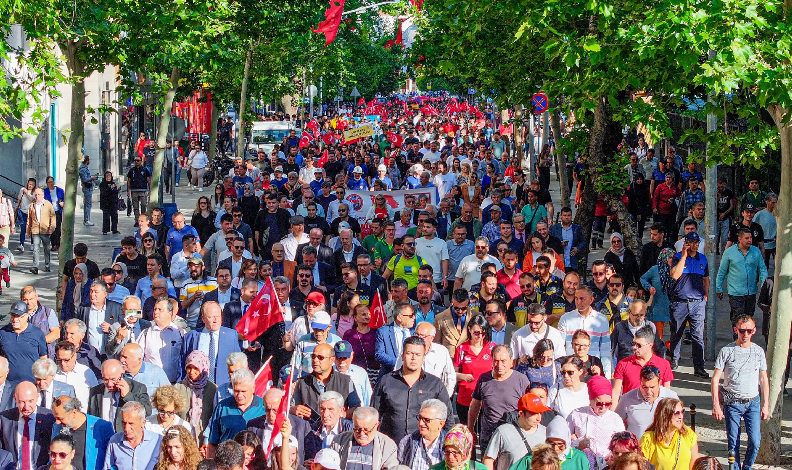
[299,133,312,149]
[410,0,423,10]
[357,97,365,106]
[254,356,273,397]
[265,369,293,460]
[235,277,284,342]
[395,19,404,45]
[317,149,329,167]
[322,133,335,145]
[312,0,345,46]
[383,39,395,49]
[306,118,319,130]
[369,290,387,329]
[313,128,322,140]
[386,132,403,148]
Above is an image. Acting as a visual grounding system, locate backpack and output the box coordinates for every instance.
[391,253,424,273]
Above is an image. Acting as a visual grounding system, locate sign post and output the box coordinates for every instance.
[531,91,549,114]
[350,87,361,99]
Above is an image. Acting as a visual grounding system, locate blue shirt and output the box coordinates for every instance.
[135,275,178,305]
[446,239,474,281]
[133,229,158,249]
[346,178,368,190]
[104,430,162,470]
[310,179,324,195]
[107,285,131,304]
[208,396,266,444]
[491,324,506,345]
[716,244,767,296]
[166,225,200,261]
[0,323,47,383]
[232,175,254,198]
[125,361,171,398]
[670,252,708,301]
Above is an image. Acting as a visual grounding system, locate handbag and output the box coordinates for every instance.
[118,197,127,211]
[126,197,133,216]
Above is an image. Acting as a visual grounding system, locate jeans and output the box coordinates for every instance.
[717,219,730,254]
[82,187,93,222]
[17,211,27,246]
[724,395,761,470]
[130,191,148,219]
[31,233,51,269]
[728,294,756,324]
[51,210,62,247]
[669,298,706,369]
[174,160,182,184]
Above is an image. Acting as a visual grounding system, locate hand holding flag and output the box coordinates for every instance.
[264,367,294,460]
[235,277,284,342]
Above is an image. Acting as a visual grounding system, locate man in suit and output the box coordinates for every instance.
[0,359,13,413]
[105,296,151,359]
[356,254,387,300]
[301,390,353,462]
[549,207,587,271]
[87,359,151,431]
[0,381,56,468]
[483,300,519,346]
[436,198,461,240]
[0,449,12,470]
[181,301,242,383]
[433,289,473,357]
[331,230,367,281]
[269,243,296,283]
[75,281,122,356]
[222,278,272,371]
[295,228,334,265]
[26,188,56,275]
[375,302,417,379]
[31,358,75,410]
[203,266,241,310]
[51,396,114,470]
[246,388,311,465]
[296,245,336,291]
[217,237,250,279]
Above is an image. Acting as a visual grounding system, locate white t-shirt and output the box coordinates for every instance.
[510,324,567,360]
[455,254,502,290]
[416,236,449,283]
[433,172,457,198]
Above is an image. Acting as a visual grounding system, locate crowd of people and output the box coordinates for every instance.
[0,100,777,470]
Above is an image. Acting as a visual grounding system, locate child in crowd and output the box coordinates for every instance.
[0,234,18,294]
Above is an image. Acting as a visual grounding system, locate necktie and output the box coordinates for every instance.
[208,332,217,382]
[39,390,46,408]
[109,392,119,425]
[21,416,30,470]
[362,278,368,288]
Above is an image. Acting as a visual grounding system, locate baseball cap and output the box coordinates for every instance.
[305,291,325,305]
[289,215,305,225]
[311,311,332,330]
[517,393,552,414]
[334,341,353,358]
[489,205,502,212]
[187,257,204,266]
[684,232,701,243]
[279,364,292,384]
[338,221,351,231]
[353,166,363,174]
[314,167,324,173]
[274,166,283,172]
[378,164,387,172]
[313,449,341,470]
[271,433,299,451]
[9,301,27,316]
[743,203,756,212]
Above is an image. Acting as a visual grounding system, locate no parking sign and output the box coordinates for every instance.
[532,92,549,114]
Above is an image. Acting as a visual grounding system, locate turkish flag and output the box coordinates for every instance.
[386,132,403,148]
[409,0,423,9]
[317,149,329,167]
[313,128,322,140]
[384,39,395,49]
[264,369,293,460]
[235,277,284,342]
[306,118,319,130]
[254,356,273,397]
[322,133,335,145]
[369,290,387,329]
[299,134,312,149]
[357,97,365,106]
[312,0,345,46]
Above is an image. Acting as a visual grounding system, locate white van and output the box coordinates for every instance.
[248,121,297,155]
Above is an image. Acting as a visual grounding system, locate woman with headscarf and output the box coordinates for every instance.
[641,248,674,343]
[174,350,216,445]
[566,376,626,470]
[603,233,640,288]
[112,262,135,292]
[61,263,92,321]
[430,424,486,470]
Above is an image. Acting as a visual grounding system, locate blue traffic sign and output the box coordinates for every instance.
[531,92,549,113]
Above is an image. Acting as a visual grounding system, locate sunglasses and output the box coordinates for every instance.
[310,354,330,361]
[298,274,312,278]
[50,452,70,460]
[560,370,577,376]
[609,283,623,287]
[404,242,416,247]
[673,409,685,416]
[113,269,123,274]
[736,328,756,334]
[595,401,613,408]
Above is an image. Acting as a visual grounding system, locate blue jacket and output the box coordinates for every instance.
[375,323,415,379]
[549,222,586,269]
[61,278,93,322]
[53,415,114,470]
[716,244,768,296]
[44,187,64,212]
[180,327,242,382]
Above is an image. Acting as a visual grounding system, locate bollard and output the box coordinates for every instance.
[728,450,737,470]
[689,403,696,431]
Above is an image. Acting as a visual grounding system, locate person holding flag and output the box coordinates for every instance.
[233,277,289,374]
[246,387,311,466]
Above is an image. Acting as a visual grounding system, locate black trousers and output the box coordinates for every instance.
[50,210,62,247]
[102,208,118,233]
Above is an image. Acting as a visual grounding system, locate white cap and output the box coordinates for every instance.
[378,164,387,172]
[353,166,363,174]
[311,311,332,329]
[314,449,341,470]
[314,167,324,173]
[275,166,283,172]
[271,433,299,450]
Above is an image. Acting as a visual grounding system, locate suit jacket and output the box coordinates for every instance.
[0,384,13,413]
[221,298,246,330]
[180,327,242,382]
[295,243,334,265]
[0,407,55,467]
[26,200,56,236]
[52,415,114,470]
[375,324,415,378]
[331,246,368,280]
[304,418,352,462]
[433,308,472,357]
[87,379,151,431]
[549,222,586,269]
[503,322,519,346]
[0,449,12,470]
[296,261,337,292]
[271,260,296,284]
[247,414,311,465]
[361,272,388,300]
[436,210,460,240]
[203,287,241,306]
[76,300,123,330]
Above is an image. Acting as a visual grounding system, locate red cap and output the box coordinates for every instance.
[518,393,552,414]
[305,292,325,305]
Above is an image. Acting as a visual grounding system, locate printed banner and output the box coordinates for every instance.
[343,188,438,225]
[343,123,374,141]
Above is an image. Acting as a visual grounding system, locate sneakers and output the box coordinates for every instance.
[44,266,50,273]
[112,231,121,234]
[193,186,198,191]
[693,368,710,379]
[198,188,203,192]
[84,220,95,226]
[29,268,38,275]
[4,281,8,288]
[175,183,180,187]
[670,360,678,370]
[16,244,24,252]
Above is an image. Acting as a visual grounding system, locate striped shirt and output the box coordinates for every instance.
[179,277,219,328]
[557,309,613,378]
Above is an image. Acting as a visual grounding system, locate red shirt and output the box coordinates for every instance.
[453,341,496,406]
[496,268,523,300]
[613,354,674,393]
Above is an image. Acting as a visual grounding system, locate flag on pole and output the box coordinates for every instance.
[265,368,294,460]
[235,277,284,342]
[369,290,387,329]
[299,133,312,149]
[357,97,365,106]
[312,0,346,46]
[254,356,273,397]
[306,118,319,130]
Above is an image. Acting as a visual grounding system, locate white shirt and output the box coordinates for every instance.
[16,412,36,465]
[318,420,342,449]
[510,324,567,360]
[136,322,185,382]
[282,233,310,262]
[394,343,457,397]
[433,172,457,198]
[87,303,106,354]
[55,363,98,413]
[416,236,449,283]
[455,254,503,291]
[144,414,194,436]
[34,201,44,225]
[101,389,119,423]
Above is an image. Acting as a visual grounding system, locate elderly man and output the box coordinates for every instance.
[20,286,60,356]
[104,296,151,358]
[181,301,241,383]
[302,391,353,462]
[246,388,311,464]
[104,402,162,470]
[454,237,502,291]
[31,358,75,409]
[330,407,399,470]
[136,297,185,382]
[0,301,48,385]
[63,319,102,378]
[384,279,418,324]
[332,341,372,407]
[558,286,613,378]
[54,341,98,413]
[0,381,56,467]
[207,369,265,456]
[75,282,122,356]
[87,359,151,431]
[375,303,417,378]
[394,322,455,397]
[52,396,114,470]
[396,399,448,469]
[291,343,361,423]
[118,344,169,398]
[614,365,679,437]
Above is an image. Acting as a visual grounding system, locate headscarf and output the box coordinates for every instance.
[72,263,87,312]
[443,424,474,470]
[184,350,210,428]
[657,248,677,294]
[608,233,626,258]
[547,415,572,460]
[587,375,613,400]
[112,262,128,279]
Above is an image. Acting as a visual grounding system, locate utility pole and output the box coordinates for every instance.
[704,49,718,361]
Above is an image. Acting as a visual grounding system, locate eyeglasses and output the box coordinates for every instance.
[609,283,623,287]
[310,354,330,361]
[475,245,488,250]
[50,452,70,460]
[547,441,567,450]
[399,313,416,319]
[404,242,416,247]
[417,415,441,424]
[560,369,577,376]
[353,424,377,434]
[452,306,468,313]
[527,320,544,326]
[572,342,590,348]
[595,401,613,408]
[55,356,74,363]
[144,239,154,243]
[233,246,245,250]
[159,410,176,417]
[470,330,485,337]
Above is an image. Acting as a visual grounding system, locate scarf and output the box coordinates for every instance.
[184,350,210,428]
[657,248,676,294]
[608,233,626,258]
[73,263,87,312]
[443,424,474,470]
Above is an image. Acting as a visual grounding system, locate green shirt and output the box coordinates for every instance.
[520,203,548,233]
[362,234,384,256]
[508,448,589,470]
[431,461,487,470]
[386,253,424,290]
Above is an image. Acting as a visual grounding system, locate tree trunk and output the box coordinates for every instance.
[148,66,181,211]
[209,101,218,161]
[551,110,570,208]
[236,46,254,160]
[756,103,792,465]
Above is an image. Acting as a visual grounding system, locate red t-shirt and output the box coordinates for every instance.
[613,354,674,393]
[453,341,496,406]
[496,268,523,300]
